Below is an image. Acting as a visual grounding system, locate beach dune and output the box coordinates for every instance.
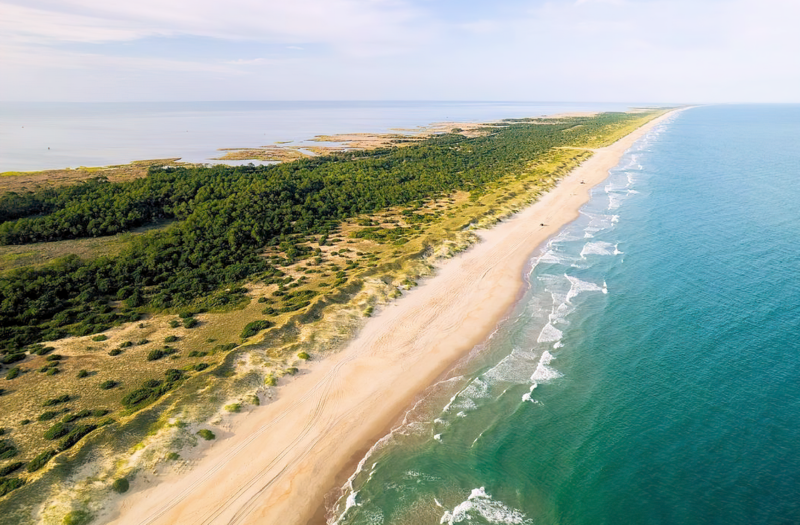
[108,110,676,525]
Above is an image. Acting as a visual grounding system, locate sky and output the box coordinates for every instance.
[1,0,799,103]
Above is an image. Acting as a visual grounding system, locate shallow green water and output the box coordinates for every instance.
[329,105,800,525]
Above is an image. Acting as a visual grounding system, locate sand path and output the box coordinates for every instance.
[109,110,678,525]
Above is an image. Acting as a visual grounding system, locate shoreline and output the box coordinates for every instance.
[106,109,680,525]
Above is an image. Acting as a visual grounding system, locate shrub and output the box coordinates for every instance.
[5,367,21,380]
[0,461,23,476]
[188,350,208,358]
[77,370,89,378]
[285,367,299,376]
[146,348,174,361]
[164,369,184,383]
[20,419,30,426]
[0,428,4,436]
[240,320,273,339]
[166,452,180,461]
[164,335,179,343]
[119,341,133,348]
[197,429,215,440]
[168,320,180,329]
[257,297,268,303]
[1,353,25,365]
[62,410,91,423]
[194,363,209,372]
[27,449,57,472]
[62,510,93,525]
[212,343,237,353]
[111,478,129,494]
[297,352,310,360]
[136,339,149,345]
[224,403,241,413]
[183,318,199,329]
[92,409,110,417]
[100,380,118,390]
[43,394,71,407]
[264,374,277,386]
[0,440,18,460]
[46,367,60,376]
[91,335,108,342]
[46,354,63,362]
[58,424,97,451]
[0,477,25,498]
[108,349,123,356]
[44,422,70,440]
[38,411,60,422]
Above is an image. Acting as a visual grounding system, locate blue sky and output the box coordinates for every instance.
[1,0,798,102]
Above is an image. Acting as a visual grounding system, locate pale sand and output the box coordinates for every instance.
[109,110,678,525]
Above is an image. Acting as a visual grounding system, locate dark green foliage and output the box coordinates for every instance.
[44,422,69,440]
[91,335,108,342]
[108,349,123,356]
[0,428,4,436]
[0,477,24,497]
[58,423,97,451]
[62,510,93,525]
[164,335,179,343]
[194,363,209,372]
[0,461,23,477]
[38,411,60,422]
[42,394,70,407]
[120,368,184,410]
[285,367,299,376]
[136,339,149,345]
[45,354,63,361]
[146,347,177,361]
[168,320,180,329]
[92,409,110,417]
[212,343,237,353]
[27,449,57,472]
[99,380,118,390]
[0,440,18,459]
[183,318,199,329]
[62,409,91,423]
[187,351,207,357]
[1,353,25,365]
[166,452,180,460]
[119,341,133,348]
[19,420,30,426]
[46,367,60,376]
[111,478,129,494]
[5,367,20,380]
[240,320,273,339]
[197,429,215,440]
[77,369,89,378]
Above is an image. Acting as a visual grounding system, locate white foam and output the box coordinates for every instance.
[537,323,562,343]
[580,241,622,257]
[531,350,561,382]
[434,433,442,442]
[440,487,531,524]
[565,275,607,303]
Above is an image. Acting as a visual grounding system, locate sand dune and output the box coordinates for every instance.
[107,110,677,525]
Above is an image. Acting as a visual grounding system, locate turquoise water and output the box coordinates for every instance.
[329,105,800,525]
[0,101,631,171]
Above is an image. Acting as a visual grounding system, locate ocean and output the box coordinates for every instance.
[0,101,632,172]
[328,105,800,525]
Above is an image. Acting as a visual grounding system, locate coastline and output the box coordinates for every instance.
[105,109,680,525]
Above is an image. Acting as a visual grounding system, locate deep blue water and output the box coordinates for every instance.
[329,105,800,525]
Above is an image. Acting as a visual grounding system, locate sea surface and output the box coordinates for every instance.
[0,101,632,172]
[328,105,800,525]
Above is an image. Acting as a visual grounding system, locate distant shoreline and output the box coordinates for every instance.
[104,109,679,525]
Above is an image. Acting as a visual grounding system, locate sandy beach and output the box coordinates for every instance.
[107,110,677,525]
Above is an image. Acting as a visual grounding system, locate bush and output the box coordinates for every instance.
[5,367,21,380]
[147,348,175,361]
[46,367,60,376]
[188,350,208,357]
[20,419,31,426]
[38,411,60,422]
[62,510,93,525]
[0,461,23,476]
[119,341,133,348]
[77,369,89,378]
[285,367,299,376]
[224,403,241,413]
[100,380,118,390]
[194,363,209,372]
[169,320,180,329]
[43,394,71,407]
[111,478,129,494]
[212,343,237,353]
[27,449,57,472]
[46,354,63,362]
[136,339,149,345]
[0,477,25,498]
[92,409,110,417]
[0,440,18,460]
[264,374,277,386]
[164,335,179,343]
[91,335,108,342]
[166,452,180,461]
[58,424,97,451]
[108,349,123,356]
[62,410,91,423]
[183,318,199,329]
[240,320,273,339]
[1,353,25,365]
[297,352,310,360]
[197,429,215,440]
[44,422,70,440]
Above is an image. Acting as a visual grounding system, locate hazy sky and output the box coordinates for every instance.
[2,0,798,102]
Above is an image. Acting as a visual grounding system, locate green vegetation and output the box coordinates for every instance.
[297,352,310,360]
[0,440,18,459]
[166,452,180,461]
[62,510,92,525]
[99,380,118,390]
[224,403,241,413]
[0,477,24,497]
[76,369,89,378]
[111,478,129,494]
[120,369,184,411]
[26,449,57,472]
[240,320,273,339]
[197,429,215,441]
[42,395,70,407]
[0,462,23,476]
